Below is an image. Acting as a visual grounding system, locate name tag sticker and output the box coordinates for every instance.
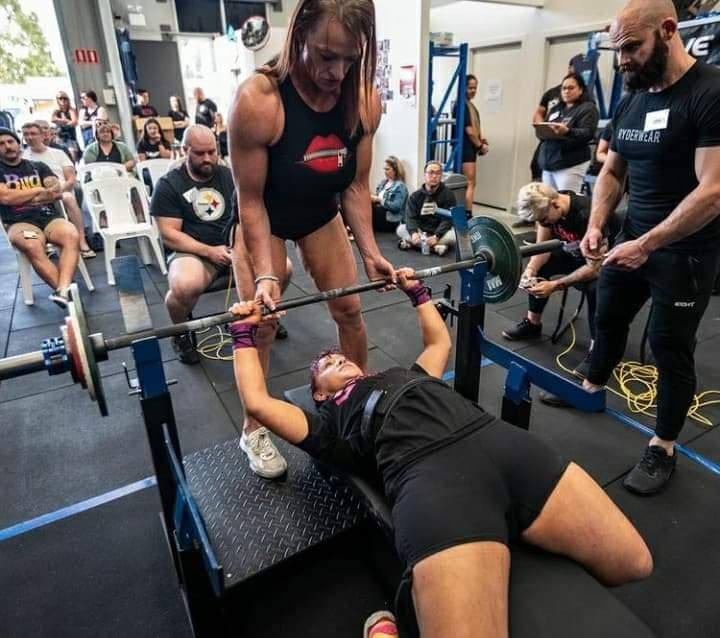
[183,187,198,203]
[644,109,669,132]
[548,111,560,122]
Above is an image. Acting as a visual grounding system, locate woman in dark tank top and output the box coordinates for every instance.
[226,0,394,491]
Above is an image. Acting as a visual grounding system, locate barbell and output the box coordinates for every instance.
[0,217,562,416]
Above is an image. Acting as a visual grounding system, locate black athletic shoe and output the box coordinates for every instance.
[623,446,677,495]
[172,332,201,365]
[502,318,542,341]
[276,322,288,340]
[573,350,593,379]
[539,392,571,408]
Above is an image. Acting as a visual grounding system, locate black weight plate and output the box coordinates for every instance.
[467,216,521,304]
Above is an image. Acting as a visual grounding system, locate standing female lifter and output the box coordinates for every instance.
[227,0,395,479]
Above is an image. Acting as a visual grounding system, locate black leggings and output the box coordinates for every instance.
[372,202,400,233]
[588,245,720,441]
[528,249,597,340]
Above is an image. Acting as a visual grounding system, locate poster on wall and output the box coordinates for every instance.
[483,79,503,114]
[399,65,417,107]
[376,38,393,113]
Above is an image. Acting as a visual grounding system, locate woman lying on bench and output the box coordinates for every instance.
[229,269,652,638]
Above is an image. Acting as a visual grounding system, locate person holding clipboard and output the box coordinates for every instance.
[535,73,599,192]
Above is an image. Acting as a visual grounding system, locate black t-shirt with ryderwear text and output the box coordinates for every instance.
[0,159,61,227]
[297,364,495,500]
[150,163,234,247]
[611,61,720,253]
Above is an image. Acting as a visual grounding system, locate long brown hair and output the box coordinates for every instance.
[259,0,377,135]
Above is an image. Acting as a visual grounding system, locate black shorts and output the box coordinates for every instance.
[462,141,476,164]
[5,214,64,233]
[390,419,569,567]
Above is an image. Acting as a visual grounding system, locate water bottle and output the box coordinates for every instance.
[421,232,430,255]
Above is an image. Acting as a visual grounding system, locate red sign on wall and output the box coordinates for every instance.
[74,49,99,64]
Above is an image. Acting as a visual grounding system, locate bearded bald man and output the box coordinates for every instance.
[580,0,720,494]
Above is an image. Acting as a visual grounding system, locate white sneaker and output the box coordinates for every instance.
[240,426,288,479]
[434,244,448,256]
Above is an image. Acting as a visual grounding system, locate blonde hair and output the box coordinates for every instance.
[516,182,560,223]
[258,0,377,136]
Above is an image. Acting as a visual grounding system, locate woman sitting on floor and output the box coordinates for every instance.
[229,267,652,638]
[371,155,408,233]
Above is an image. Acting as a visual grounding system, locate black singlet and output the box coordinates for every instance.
[298,365,494,497]
[264,78,363,240]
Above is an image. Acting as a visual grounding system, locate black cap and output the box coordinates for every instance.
[0,127,20,143]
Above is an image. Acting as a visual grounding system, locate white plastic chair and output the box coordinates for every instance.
[1,203,95,306]
[83,176,167,285]
[136,158,173,195]
[77,162,127,184]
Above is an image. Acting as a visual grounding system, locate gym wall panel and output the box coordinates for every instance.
[372,0,431,190]
[471,43,523,211]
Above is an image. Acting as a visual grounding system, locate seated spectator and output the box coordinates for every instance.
[136,118,172,161]
[50,92,80,161]
[22,122,96,258]
[213,112,228,158]
[168,95,190,142]
[371,155,408,232]
[78,90,108,147]
[0,127,80,306]
[150,125,234,364]
[502,182,620,384]
[193,87,217,128]
[82,122,136,172]
[132,89,158,120]
[396,160,456,256]
[35,119,73,161]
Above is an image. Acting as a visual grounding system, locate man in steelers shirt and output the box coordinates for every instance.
[228,268,652,637]
[581,0,720,494]
[150,125,234,364]
[0,127,80,306]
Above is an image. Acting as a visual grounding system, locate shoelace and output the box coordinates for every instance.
[638,447,669,474]
[252,430,277,461]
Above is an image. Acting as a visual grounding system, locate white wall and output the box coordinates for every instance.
[372,0,431,190]
[430,0,626,210]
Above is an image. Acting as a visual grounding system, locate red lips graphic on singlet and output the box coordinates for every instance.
[298,134,349,173]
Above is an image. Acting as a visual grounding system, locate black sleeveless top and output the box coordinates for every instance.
[263,78,363,240]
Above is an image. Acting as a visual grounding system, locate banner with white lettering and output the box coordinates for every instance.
[680,16,720,65]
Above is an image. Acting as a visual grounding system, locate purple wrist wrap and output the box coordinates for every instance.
[404,282,432,307]
[229,322,258,350]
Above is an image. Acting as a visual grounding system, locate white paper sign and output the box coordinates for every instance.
[484,79,503,114]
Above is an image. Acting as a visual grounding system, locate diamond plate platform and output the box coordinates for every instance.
[184,437,366,589]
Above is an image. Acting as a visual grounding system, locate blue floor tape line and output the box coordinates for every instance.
[0,476,157,543]
[606,408,720,477]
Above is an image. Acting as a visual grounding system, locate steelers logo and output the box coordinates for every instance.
[193,188,226,222]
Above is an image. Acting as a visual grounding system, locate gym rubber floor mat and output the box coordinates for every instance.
[0,488,193,638]
[607,462,720,638]
[511,340,712,445]
[0,271,17,311]
[0,359,237,527]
